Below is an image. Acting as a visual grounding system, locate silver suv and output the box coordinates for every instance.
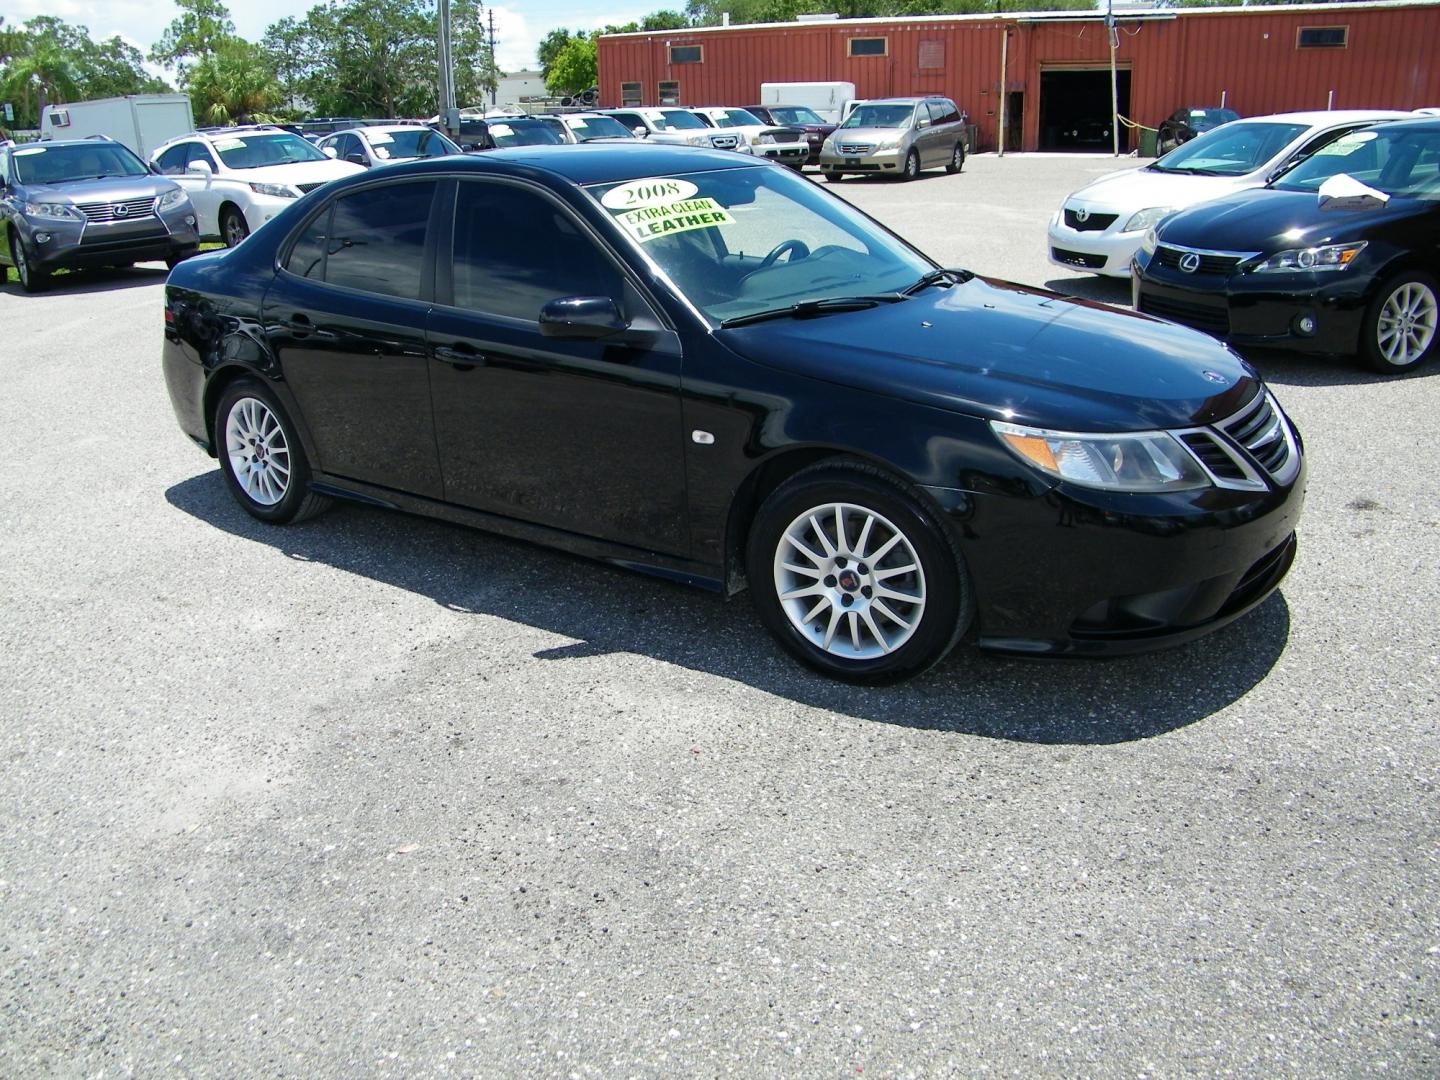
[1,137,199,291]
[819,97,968,182]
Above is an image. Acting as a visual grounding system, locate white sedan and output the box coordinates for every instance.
[1046,109,1411,278]
[689,108,811,167]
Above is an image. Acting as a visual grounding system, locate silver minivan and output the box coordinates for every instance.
[819,97,967,182]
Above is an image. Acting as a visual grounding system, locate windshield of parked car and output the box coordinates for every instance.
[367,127,459,159]
[12,142,148,184]
[652,110,708,131]
[769,106,825,126]
[1188,108,1240,131]
[589,165,932,325]
[841,105,915,130]
[1150,120,1307,175]
[567,115,633,140]
[211,132,330,169]
[1271,126,1440,198]
[486,121,564,147]
[714,109,763,128]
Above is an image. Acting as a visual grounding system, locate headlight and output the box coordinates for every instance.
[756,134,775,145]
[248,182,298,198]
[156,188,188,211]
[873,136,900,151]
[1140,226,1158,257]
[1123,206,1174,233]
[686,134,710,146]
[23,201,82,222]
[991,421,1209,492]
[1248,242,1367,274]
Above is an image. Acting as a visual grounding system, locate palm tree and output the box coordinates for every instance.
[185,39,280,125]
[2,40,79,126]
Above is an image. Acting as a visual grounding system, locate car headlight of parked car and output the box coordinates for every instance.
[156,188,189,211]
[991,421,1210,492]
[24,201,83,222]
[249,182,299,198]
[1123,206,1175,233]
[1247,241,1367,273]
[754,134,775,145]
[686,134,710,146]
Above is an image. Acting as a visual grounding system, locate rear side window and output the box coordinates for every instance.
[156,144,189,174]
[285,181,436,300]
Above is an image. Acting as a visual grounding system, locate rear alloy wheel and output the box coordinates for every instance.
[1362,272,1438,374]
[746,464,970,683]
[901,149,920,182]
[221,206,250,248]
[946,143,965,174]
[215,378,330,524]
[10,232,48,293]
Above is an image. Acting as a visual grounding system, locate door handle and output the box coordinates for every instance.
[281,313,336,342]
[433,344,485,370]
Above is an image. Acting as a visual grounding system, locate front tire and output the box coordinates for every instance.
[901,149,920,182]
[825,171,846,182]
[746,462,971,683]
[946,143,965,174]
[166,247,200,270]
[215,378,331,524]
[221,206,250,248]
[1361,272,1438,374]
[10,232,48,292]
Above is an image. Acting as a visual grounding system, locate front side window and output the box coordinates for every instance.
[285,181,435,299]
[371,128,459,159]
[1151,121,1308,176]
[451,181,625,321]
[209,132,329,170]
[840,104,915,131]
[11,142,148,184]
[1273,127,1440,199]
[156,143,190,174]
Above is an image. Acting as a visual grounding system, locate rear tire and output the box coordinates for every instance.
[1361,271,1438,374]
[221,206,250,248]
[746,461,971,684]
[215,378,331,524]
[946,143,965,174]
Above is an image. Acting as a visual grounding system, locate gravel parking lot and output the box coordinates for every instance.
[2,153,1437,1079]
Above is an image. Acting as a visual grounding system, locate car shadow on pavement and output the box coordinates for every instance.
[1235,346,1440,388]
[165,473,1291,746]
[7,264,169,296]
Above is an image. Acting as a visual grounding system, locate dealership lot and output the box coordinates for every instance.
[2,154,1436,1077]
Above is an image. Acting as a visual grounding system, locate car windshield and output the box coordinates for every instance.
[769,107,825,126]
[1150,121,1307,175]
[841,105,914,130]
[589,165,932,326]
[653,110,708,131]
[719,109,763,127]
[1272,126,1440,199]
[212,132,329,169]
[12,142,148,184]
[368,128,459,159]
[568,116,632,140]
[487,121,564,147]
[1188,108,1240,131]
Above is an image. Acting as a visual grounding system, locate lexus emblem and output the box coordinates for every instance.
[112,203,130,218]
[1074,208,1090,223]
[1178,252,1201,273]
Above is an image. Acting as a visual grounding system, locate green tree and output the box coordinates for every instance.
[537,28,577,80]
[641,11,692,30]
[1,37,79,127]
[186,37,280,123]
[150,0,236,72]
[545,36,596,96]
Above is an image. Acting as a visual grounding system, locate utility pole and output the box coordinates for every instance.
[1107,0,1120,157]
[438,0,458,132]
[488,10,498,107]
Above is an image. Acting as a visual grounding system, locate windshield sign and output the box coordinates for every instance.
[213,133,329,170]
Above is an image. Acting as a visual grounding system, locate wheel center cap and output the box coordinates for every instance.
[837,569,861,592]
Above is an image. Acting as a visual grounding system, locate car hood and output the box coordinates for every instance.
[1154,186,1427,252]
[230,159,365,185]
[1064,166,1262,215]
[717,277,1258,431]
[20,175,180,202]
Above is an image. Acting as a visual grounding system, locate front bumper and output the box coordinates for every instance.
[818,145,904,175]
[1132,253,1370,356]
[1047,212,1145,278]
[926,433,1306,657]
[26,208,200,272]
[756,141,810,165]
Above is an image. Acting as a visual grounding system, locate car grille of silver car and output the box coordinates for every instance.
[710,135,740,149]
[1063,208,1118,232]
[838,142,873,155]
[1154,243,1258,275]
[76,198,159,223]
[1177,390,1299,491]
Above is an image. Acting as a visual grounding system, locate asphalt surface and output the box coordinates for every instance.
[2,153,1437,1079]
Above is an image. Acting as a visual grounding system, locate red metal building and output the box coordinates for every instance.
[597,1,1440,152]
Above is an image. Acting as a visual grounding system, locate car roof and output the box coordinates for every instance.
[1353,116,1440,133]
[327,124,429,137]
[1240,109,1413,126]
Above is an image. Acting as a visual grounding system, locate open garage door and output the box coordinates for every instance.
[1039,67,1132,152]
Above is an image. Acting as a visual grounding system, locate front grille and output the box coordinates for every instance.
[1219,390,1293,477]
[296,182,327,194]
[838,142,873,155]
[1051,246,1106,270]
[1063,208,1118,232]
[75,198,158,223]
[1179,431,1247,482]
[709,135,740,150]
[1153,245,1248,275]
[1179,390,1299,490]
[1137,293,1230,336]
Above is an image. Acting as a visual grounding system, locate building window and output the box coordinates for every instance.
[918,40,944,70]
[848,37,888,58]
[658,81,680,106]
[667,44,703,64]
[621,81,642,106]
[1297,26,1348,48]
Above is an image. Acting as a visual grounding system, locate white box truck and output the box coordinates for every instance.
[40,94,194,158]
[759,82,857,125]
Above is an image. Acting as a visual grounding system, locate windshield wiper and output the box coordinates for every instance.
[901,268,973,295]
[719,294,905,329]
[1150,165,1229,176]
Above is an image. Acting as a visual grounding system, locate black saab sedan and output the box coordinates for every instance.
[163,145,1305,682]
[1134,117,1439,373]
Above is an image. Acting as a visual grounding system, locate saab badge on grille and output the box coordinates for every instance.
[1178,252,1201,273]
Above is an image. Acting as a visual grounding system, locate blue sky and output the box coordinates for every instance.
[7,0,656,82]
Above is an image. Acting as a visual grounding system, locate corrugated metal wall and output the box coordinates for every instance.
[597,4,1440,152]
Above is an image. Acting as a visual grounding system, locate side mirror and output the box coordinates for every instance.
[322,146,338,158]
[633,127,647,138]
[345,152,368,167]
[539,296,628,340]
[188,160,212,175]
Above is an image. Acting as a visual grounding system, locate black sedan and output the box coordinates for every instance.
[1134,117,1439,373]
[163,145,1304,682]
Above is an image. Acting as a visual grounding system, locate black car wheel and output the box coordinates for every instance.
[215,378,331,524]
[221,206,250,248]
[946,143,965,174]
[166,247,200,270]
[1362,271,1439,374]
[10,232,48,293]
[825,171,847,182]
[901,150,920,182]
[746,462,971,683]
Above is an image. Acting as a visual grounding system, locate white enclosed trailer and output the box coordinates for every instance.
[758,82,857,124]
[40,95,194,158]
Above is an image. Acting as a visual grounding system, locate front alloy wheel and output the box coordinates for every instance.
[901,149,920,182]
[10,232,47,292]
[1364,273,1437,373]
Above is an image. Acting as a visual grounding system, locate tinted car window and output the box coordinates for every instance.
[310,181,436,299]
[1274,127,1440,198]
[1152,121,1308,175]
[11,142,148,183]
[186,143,218,170]
[211,132,329,170]
[374,128,459,159]
[286,207,331,280]
[451,181,624,321]
[769,107,825,126]
[610,112,645,132]
[841,105,915,130]
[567,116,632,141]
[484,121,564,148]
[931,99,961,125]
[156,143,190,174]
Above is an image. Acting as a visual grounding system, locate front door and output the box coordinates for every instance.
[426,177,689,555]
